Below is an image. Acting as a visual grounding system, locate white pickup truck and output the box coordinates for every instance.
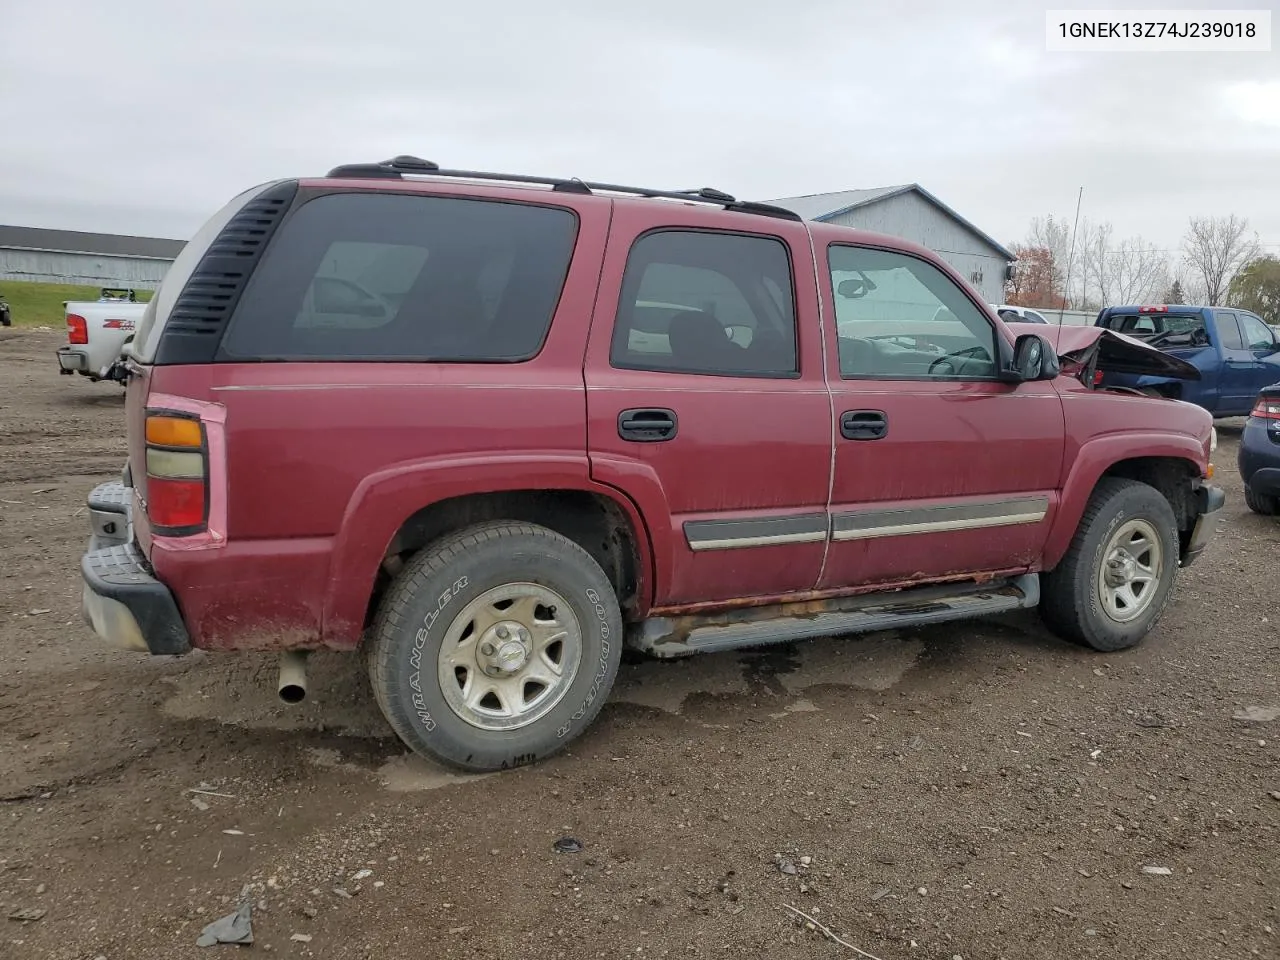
[56,288,149,383]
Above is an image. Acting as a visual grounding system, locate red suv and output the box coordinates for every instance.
[80,156,1224,772]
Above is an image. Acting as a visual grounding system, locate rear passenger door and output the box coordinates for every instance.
[583,205,832,608]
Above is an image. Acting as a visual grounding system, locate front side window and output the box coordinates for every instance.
[610,230,798,377]
[1238,313,1276,351]
[828,245,998,379]
[220,192,578,362]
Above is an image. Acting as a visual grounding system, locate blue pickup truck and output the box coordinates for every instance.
[1095,305,1280,417]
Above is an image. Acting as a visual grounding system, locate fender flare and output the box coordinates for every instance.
[1042,431,1207,570]
[319,453,664,646]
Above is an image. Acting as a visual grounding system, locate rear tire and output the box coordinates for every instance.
[1244,484,1277,516]
[367,521,623,772]
[1040,478,1179,652]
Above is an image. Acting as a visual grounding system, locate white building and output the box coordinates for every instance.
[0,225,184,290]
[768,184,1015,304]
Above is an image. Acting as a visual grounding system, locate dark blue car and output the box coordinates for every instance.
[1238,385,1280,514]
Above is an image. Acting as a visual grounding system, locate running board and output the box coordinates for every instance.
[627,574,1039,659]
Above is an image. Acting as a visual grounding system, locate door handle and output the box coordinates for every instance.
[618,408,678,442]
[841,409,888,440]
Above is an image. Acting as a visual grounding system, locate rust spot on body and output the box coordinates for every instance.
[648,566,1029,619]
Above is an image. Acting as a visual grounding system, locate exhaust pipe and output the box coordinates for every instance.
[278,650,309,704]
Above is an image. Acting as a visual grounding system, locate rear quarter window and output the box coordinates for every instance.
[218,192,578,362]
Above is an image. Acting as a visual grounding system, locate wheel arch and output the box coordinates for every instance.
[1044,435,1206,571]
[372,489,645,622]
[320,461,654,648]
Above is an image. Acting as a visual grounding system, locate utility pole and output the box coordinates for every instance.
[1061,186,1084,321]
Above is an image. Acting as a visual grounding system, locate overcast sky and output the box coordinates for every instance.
[1,0,1277,257]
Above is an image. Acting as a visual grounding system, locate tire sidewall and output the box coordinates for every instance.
[378,535,622,772]
[1076,486,1179,651]
[1245,484,1275,515]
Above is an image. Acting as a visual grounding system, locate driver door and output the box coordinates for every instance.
[818,242,1065,590]
[1237,311,1280,395]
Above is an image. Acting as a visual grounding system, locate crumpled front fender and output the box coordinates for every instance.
[1005,322,1202,381]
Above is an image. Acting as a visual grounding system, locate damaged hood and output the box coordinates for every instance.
[1005,322,1202,381]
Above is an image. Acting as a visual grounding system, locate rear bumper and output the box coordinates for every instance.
[56,346,89,375]
[1237,419,1280,494]
[79,481,191,655]
[1181,483,1226,567]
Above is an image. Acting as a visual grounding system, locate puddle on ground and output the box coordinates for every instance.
[306,746,494,792]
[777,631,925,694]
[376,753,496,792]
[159,631,925,754]
[305,747,367,774]
[613,630,923,715]
[613,654,754,713]
[785,698,820,713]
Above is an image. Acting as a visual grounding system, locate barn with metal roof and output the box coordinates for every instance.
[0,225,184,289]
[768,184,1014,304]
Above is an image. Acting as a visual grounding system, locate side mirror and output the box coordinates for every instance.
[1005,333,1060,382]
[837,278,868,299]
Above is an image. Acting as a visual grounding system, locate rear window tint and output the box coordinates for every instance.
[1103,313,1206,337]
[219,192,577,362]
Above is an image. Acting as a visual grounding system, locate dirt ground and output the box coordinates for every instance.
[2,328,1277,960]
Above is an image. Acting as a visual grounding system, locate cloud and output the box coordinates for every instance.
[1223,80,1280,128]
[0,0,1275,252]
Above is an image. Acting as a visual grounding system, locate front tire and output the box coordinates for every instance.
[1040,478,1179,652]
[367,521,623,772]
[1244,484,1277,516]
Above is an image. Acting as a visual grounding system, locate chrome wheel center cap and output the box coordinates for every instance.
[477,621,531,674]
[494,639,528,673]
[1105,553,1134,586]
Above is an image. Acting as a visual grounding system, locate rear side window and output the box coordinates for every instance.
[609,230,799,378]
[219,193,577,362]
[1215,312,1244,349]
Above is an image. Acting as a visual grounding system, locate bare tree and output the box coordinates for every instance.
[1180,215,1260,305]
[1084,222,1170,305]
[1026,215,1072,291]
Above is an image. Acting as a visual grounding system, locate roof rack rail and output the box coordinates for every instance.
[323,156,803,222]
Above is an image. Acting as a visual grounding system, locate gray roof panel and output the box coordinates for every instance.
[0,224,184,260]
[766,183,1014,260]
[767,184,913,221]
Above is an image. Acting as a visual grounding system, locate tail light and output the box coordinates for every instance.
[67,314,88,344]
[1250,396,1280,420]
[143,413,207,534]
[1092,370,1105,386]
[1138,305,1169,314]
